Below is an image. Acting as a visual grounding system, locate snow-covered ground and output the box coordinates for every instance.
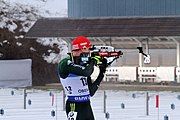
[0,89,180,120]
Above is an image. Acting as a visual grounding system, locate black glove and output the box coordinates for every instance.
[99,58,108,73]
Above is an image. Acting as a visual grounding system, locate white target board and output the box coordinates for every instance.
[0,59,32,87]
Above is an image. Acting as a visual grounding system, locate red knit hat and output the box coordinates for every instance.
[72,36,91,50]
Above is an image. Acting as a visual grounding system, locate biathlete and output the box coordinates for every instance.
[58,36,107,120]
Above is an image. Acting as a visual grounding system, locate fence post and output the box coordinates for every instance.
[103,91,107,113]
[146,92,149,116]
[24,89,27,109]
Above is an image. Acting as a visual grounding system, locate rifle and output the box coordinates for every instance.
[89,45,123,66]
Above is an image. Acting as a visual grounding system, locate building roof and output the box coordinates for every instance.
[26,16,180,48]
[26,16,180,37]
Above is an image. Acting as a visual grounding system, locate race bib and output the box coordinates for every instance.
[68,111,78,120]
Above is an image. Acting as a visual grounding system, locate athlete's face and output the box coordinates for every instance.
[72,48,90,57]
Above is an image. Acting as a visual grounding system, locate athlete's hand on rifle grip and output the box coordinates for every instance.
[91,56,101,65]
[99,58,108,73]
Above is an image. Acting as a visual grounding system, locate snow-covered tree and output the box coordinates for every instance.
[0,0,40,34]
[0,0,68,63]
[0,0,68,85]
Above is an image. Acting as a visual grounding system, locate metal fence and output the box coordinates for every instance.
[0,89,180,120]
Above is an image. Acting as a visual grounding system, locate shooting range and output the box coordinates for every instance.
[26,17,180,83]
[1,0,180,120]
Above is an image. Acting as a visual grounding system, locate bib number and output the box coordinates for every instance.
[80,77,87,86]
[65,86,72,94]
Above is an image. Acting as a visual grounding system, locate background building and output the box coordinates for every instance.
[26,0,180,82]
[67,0,180,67]
[68,0,180,18]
